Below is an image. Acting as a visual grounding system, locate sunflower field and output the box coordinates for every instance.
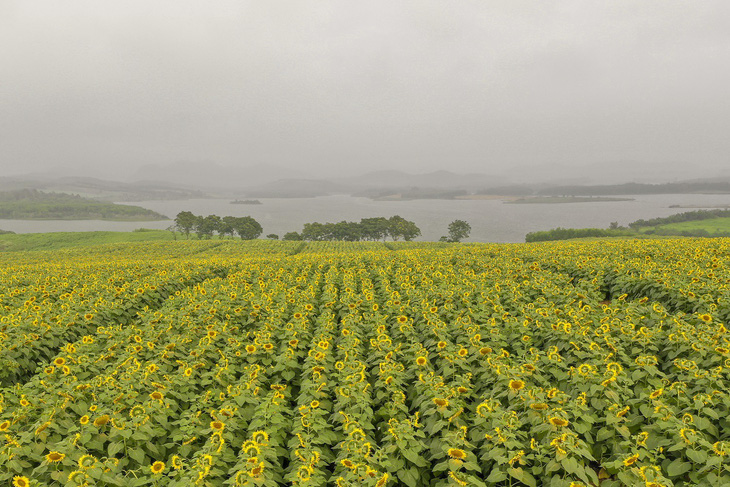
[1,238,729,487]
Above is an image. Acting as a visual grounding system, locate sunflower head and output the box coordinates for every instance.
[623,453,639,466]
[447,448,467,460]
[509,380,525,392]
[46,451,65,463]
[433,397,449,408]
[549,417,569,427]
[12,476,30,487]
[416,356,427,366]
[93,415,110,427]
[150,461,165,474]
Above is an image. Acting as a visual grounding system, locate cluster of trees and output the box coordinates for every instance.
[283,216,422,242]
[174,211,263,240]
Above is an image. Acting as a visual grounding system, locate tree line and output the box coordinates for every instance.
[174,212,472,242]
[174,212,263,240]
[286,216,422,242]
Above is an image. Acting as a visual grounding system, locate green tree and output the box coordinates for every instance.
[266,233,279,240]
[174,211,197,239]
[219,216,237,239]
[194,215,220,239]
[388,215,421,241]
[231,216,263,240]
[283,231,303,241]
[360,217,389,241]
[445,220,471,242]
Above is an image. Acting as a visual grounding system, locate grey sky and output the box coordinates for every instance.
[1,1,729,181]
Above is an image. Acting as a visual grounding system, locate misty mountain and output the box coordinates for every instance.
[0,176,207,201]
[131,162,308,190]
[333,170,509,191]
[509,160,723,186]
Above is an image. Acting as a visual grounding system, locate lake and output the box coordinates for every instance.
[2,194,730,243]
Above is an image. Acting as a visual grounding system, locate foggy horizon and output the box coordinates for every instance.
[2,1,729,183]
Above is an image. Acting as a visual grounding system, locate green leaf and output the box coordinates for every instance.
[686,449,707,464]
[486,468,507,482]
[108,441,123,457]
[397,467,420,487]
[667,459,692,477]
[129,448,146,465]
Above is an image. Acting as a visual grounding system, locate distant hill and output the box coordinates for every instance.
[0,176,207,201]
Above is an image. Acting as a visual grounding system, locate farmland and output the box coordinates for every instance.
[0,238,729,487]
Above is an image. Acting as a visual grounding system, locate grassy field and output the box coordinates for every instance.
[1,237,729,486]
[0,229,174,252]
[645,217,730,234]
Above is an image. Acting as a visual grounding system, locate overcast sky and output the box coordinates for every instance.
[1,1,729,181]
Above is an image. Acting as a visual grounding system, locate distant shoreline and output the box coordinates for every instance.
[505,196,634,204]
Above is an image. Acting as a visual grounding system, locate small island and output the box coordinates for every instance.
[0,189,168,221]
[230,199,262,205]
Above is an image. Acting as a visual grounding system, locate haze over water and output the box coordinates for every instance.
[2,194,729,243]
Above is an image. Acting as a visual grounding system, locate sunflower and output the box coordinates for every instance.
[341,459,356,469]
[79,415,90,425]
[35,422,49,435]
[375,473,389,487]
[250,463,264,476]
[416,356,427,366]
[150,391,163,401]
[397,316,408,323]
[12,476,30,487]
[297,465,312,481]
[479,347,492,355]
[447,448,467,459]
[288,339,299,347]
[623,453,639,466]
[457,348,468,357]
[246,345,257,353]
[84,313,93,320]
[433,398,449,408]
[437,341,447,349]
[649,388,663,399]
[0,420,10,431]
[700,314,712,323]
[713,441,727,456]
[53,357,66,366]
[210,421,225,432]
[252,430,269,444]
[184,368,193,377]
[171,455,183,470]
[78,454,97,469]
[549,417,569,427]
[46,451,65,463]
[93,415,110,427]
[509,380,525,392]
[150,461,165,474]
